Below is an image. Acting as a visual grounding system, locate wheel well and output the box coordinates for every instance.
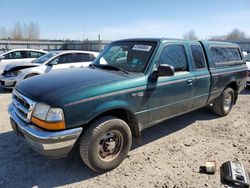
[226,82,238,104]
[87,108,140,138]
[24,73,39,79]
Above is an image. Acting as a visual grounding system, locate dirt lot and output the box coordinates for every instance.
[0,87,249,188]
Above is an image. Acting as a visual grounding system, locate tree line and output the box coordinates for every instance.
[0,22,248,41]
[0,22,40,40]
[183,28,249,41]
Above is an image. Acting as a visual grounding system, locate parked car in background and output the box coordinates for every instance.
[245,53,250,86]
[0,50,99,88]
[0,49,46,64]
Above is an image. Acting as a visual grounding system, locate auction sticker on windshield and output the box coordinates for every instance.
[132,45,152,52]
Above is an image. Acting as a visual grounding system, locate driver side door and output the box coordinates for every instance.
[148,43,195,125]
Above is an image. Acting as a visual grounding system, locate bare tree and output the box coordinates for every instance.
[0,22,40,40]
[12,22,23,40]
[208,35,225,41]
[0,27,8,39]
[27,22,40,40]
[183,30,198,40]
[225,28,246,40]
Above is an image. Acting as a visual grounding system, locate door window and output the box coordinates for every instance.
[4,51,27,59]
[159,44,188,71]
[75,53,91,62]
[27,51,45,58]
[55,54,74,64]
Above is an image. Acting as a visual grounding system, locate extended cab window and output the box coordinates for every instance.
[159,44,188,71]
[191,45,206,69]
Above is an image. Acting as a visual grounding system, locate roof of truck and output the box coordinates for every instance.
[113,38,239,47]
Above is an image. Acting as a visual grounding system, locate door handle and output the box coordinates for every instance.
[70,66,75,68]
[187,79,193,86]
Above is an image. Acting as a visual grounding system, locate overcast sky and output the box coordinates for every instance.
[0,0,249,40]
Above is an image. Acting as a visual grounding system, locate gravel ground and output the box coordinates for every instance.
[0,87,249,188]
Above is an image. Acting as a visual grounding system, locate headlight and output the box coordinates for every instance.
[32,103,50,120]
[5,70,21,77]
[31,103,65,130]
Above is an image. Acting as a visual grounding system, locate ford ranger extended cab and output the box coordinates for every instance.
[8,39,247,173]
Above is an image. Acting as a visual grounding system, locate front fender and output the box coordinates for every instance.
[85,99,136,124]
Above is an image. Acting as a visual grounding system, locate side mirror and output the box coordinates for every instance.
[0,55,5,60]
[156,64,175,77]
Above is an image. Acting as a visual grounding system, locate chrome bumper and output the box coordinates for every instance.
[8,104,82,158]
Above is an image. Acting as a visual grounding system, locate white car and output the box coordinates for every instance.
[246,54,250,86]
[0,50,99,89]
[0,49,46,64]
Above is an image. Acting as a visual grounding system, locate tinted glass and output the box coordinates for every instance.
[93,41,157,73]
[227,48,241,61]
[211,47,241,63]
[159,44,188,71]
[32,52,59,64]
[191,45,206,69]
[211,47,228,63]
[57,54,74,64]
[27,51,44,58]
[4,51,27,59]
[75,53,91,62]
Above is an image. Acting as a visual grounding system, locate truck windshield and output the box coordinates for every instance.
[32,51,60,64]
[93,41,157,73]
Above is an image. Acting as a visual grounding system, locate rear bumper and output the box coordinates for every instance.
[8,104,82,158]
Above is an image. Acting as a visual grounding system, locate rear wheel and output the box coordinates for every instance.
[79,116,132,173]
[213,87,235,116]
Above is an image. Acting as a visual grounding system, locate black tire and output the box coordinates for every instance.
[24,73,38,79]
[79,116,132,173]
[213,87,235,116]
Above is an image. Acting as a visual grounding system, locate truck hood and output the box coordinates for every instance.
[15,68,139,105]
[2,62,39,72]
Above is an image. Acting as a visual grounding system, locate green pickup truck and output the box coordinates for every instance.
[8,38,247,172]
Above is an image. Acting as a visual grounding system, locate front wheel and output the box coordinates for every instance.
[213,87,235,116]
[79,116,132,173]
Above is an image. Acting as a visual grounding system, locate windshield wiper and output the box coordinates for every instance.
[97,64,129,74]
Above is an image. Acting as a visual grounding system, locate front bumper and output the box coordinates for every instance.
[8,104,82,158]
[247,76,250,86]
[0,75,18,89]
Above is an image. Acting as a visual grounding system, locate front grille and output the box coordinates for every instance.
[12,89,36,122]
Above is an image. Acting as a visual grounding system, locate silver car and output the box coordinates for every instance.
[246,54,250,86]
[0,49,47,64]
[0,50,99,89]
